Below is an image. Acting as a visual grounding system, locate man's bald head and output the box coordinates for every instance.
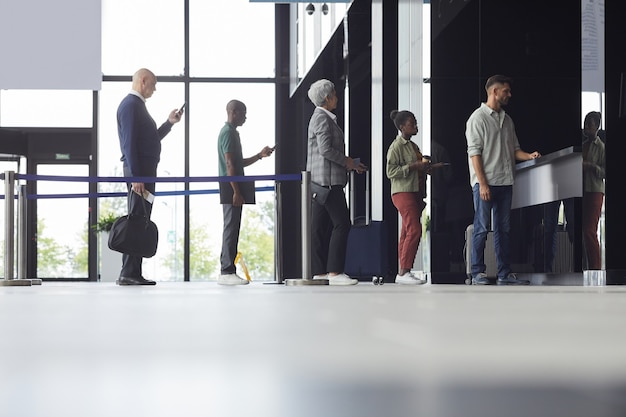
[132,68,157,99]
[226,100,246,113]
[226,100,247,127]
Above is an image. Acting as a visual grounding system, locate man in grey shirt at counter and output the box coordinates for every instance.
[466,75,541,285]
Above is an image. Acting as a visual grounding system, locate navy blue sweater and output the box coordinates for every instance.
[117,94,172,177]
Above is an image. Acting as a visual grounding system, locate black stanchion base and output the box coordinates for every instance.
[284,278,329,286]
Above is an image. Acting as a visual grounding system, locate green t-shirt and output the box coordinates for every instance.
[217,122,243,177]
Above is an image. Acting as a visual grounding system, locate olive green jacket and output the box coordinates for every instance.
[386,135,422,195]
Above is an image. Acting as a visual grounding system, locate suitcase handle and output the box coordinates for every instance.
[349,170,370,226]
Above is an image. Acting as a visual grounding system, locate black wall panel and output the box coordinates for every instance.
[604,0,626,280]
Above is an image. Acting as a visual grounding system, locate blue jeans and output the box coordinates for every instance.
[471,184,512,279]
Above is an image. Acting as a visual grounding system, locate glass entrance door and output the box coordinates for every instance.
[35,164,89,279]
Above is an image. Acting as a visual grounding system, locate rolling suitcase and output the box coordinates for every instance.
[464,223,496,284]
[344,171,389,281]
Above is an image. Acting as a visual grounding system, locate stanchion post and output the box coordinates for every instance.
[2,171,31,286]
[273,181,284,283]
[285,171,327,286]
[4,170,15,280]
[18,185,41,285]
[301,171,311,280]
[18,185,27,279]
[350,170,355,223]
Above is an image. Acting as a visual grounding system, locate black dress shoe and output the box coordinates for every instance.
[116,276,157,286]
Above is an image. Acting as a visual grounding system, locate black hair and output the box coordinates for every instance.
[485,75,512,92]
[389,109,415,131]
[584,111,601,127]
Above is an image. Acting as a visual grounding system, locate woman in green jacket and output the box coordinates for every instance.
[386,110,443,284]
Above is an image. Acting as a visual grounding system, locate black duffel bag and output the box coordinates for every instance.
[108,200,158,258]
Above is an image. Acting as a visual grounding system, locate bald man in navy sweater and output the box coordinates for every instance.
[116,68,183,286]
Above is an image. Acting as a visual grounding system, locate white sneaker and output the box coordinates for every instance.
[218,273,249,286]
[395,271,427,285]
[327,273,358,286]
[313,274,328,280]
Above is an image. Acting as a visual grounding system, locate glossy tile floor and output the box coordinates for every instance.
[1,279,626,417]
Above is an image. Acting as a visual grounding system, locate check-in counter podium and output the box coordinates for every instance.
[512,146,583,272]
[512,146,582,209]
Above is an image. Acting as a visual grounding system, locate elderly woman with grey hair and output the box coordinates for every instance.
[306,79,367,285]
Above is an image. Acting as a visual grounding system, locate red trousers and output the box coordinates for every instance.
[583,192,604,270]
[391,192,425,270]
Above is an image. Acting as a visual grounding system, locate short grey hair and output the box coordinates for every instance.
[308,79,335,107]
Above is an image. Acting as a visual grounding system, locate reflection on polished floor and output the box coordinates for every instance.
[1,280,626,417]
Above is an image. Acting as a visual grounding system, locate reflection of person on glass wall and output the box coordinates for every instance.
[581,111,605,270]
[430,139,453,233]
[540,198,575,273]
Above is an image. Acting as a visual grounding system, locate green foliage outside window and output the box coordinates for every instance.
[237,200,275,280]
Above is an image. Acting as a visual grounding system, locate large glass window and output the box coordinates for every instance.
[189,83,275,281]
[98,81,186,177]
[2,0,281,282]
[36,164,89,278]
[98,81,186,281]
[101,0,184,75]
[98,1,277,282]
[189,83,275,178]
[0,90,93,128]
[295,2,350,83]
[189,0,275,77]
[98,81,186,190]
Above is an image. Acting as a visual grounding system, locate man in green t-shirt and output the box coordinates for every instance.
[217,99,274,285]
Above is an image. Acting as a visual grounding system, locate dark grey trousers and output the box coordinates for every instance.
[220,204,243,274]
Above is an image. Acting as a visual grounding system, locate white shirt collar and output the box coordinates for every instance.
[482,102,506,126]
[129,90,146,102]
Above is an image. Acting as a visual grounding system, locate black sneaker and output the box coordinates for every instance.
[497,273,530,285]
